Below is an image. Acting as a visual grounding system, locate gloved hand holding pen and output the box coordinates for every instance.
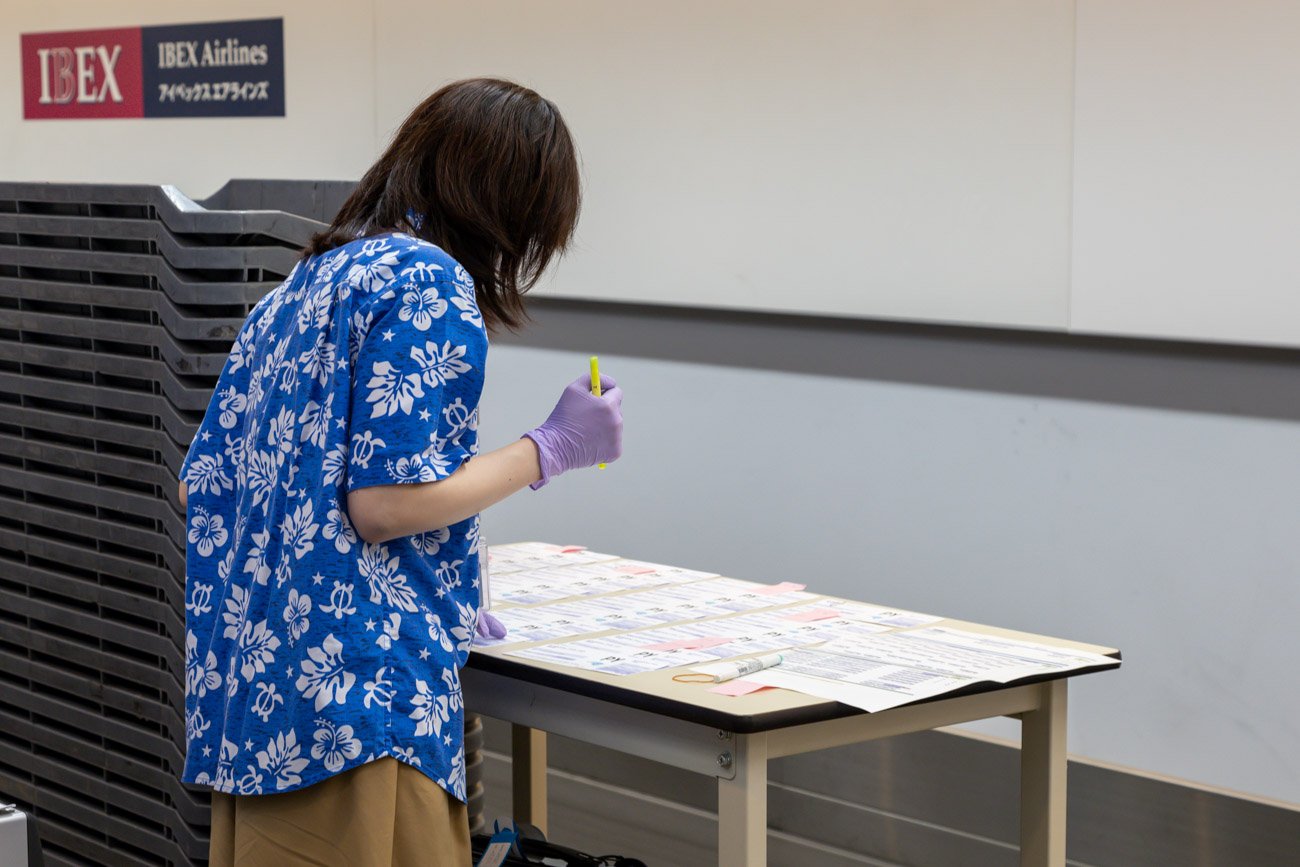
[522,372,624,490]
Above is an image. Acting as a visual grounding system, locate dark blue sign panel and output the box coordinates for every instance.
[140,18,284,118]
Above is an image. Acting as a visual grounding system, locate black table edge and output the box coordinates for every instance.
[464,649,1122,735]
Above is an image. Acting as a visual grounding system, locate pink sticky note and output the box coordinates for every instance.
[783,608,840,623]
[616,564,657,575]
[754,581,806,595]
[560,546,587,553]
[709,680,773,697]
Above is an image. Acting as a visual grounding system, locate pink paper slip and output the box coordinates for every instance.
[709,680,773,697]
[559,546,587,553]
[616,564,657,575]
[642,636,732,652]
[783,608,840,623]
[754,581,806,595]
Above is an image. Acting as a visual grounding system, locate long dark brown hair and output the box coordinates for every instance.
[304,78,581,332]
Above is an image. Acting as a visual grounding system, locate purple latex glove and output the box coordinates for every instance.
[522,373,623,490]
[476,610,507,640]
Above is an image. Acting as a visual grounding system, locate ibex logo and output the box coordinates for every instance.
[21,19,284,120]
[22,27,144,118]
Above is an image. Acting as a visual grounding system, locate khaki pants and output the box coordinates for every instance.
[208,757,471,867]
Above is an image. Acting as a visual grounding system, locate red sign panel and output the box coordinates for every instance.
[21,27,145,119]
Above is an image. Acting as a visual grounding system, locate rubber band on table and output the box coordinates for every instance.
[672,672,716,684]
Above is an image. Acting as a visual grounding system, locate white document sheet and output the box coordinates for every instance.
[748,626,1116,712]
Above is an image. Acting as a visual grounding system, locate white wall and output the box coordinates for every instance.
[7,1,1298,344]
[1071,1,1300,347]
[376,0,1077,330]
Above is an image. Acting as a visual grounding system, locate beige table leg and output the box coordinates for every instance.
[1020,680,1068,867]
[717,732,767,867]
[511,724,548,835]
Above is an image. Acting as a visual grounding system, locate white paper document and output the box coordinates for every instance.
[747,626,1115,712]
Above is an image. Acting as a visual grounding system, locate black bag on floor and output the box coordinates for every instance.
[471,820,647,867]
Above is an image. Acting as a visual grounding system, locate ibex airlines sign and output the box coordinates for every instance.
[21,18,284,119]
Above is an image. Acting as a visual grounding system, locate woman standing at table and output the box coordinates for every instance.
[177,78,623,866]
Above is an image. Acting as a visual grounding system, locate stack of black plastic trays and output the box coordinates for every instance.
[0,181,486,866]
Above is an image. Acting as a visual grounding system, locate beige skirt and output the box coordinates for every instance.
[208,756,471,867]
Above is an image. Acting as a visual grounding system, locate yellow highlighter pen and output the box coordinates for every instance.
[589,355,606,469]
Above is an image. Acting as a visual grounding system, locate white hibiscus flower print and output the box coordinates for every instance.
[409,679,450,738]
[217,385,247,430]
[322,504,357,554]
[245,449,278,514]
[242,528,273,586]
[452,600,477,655]
[266,405,296,465]
[298,333,337,387]
[311,719,362,772]
[387,454,439,482]
[451,293,483,328]
[347,251,400,294]
[283,588,312,646]
[322,442,349,485]
[239,619,281,682]
[228,325,255,374]
[364,358,424,418]
[251,681,284,723]
[183,452,233,496]
[440,749,466,800]
[424,610,454,654]
[358,543,419,612]
[398,285,447,330]
[187,507,228,557]
[417,527,451,557]
[247,365,265,410]
[421,437,454,477]
[216,548,235,583]
[452,264,473,293]
[409,340,471,388]
[441,666,462,714]
[274,559,293,589]
[257,729,310,791]
[222,583,250,641]
[185,631,222,698]
[296,633,356,711]
[316,248,350,283]
[298,393,335,450]
[280,500,319,560]
[375,613,400,650]
[349,309,374,366]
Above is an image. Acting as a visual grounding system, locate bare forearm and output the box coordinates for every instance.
[347,438,542,544]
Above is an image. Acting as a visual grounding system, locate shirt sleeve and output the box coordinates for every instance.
[344,274,487,492]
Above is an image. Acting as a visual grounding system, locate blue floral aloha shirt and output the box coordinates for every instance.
[179,232,488,801]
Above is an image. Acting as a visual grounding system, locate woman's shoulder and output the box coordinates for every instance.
[330,234,466,292]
